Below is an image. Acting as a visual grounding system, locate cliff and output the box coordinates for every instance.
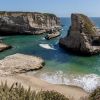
[0,11,60,35]
[59,14,100,56]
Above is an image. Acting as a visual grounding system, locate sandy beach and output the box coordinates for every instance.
[0,74,88,100]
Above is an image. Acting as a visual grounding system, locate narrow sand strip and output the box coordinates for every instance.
[0,74,88,100]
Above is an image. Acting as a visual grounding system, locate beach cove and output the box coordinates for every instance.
[0,17,100,94]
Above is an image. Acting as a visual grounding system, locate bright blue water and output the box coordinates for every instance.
[0,17,100,92]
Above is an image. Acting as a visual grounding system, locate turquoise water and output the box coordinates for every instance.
[0,18,100,92]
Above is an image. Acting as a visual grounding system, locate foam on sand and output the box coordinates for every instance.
[40,71,100,92]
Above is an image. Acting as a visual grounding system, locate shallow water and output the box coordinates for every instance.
[0,17,100,92]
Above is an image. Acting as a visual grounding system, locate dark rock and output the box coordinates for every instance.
[0,11,60,35]
[45,31,60,40]
[59,13,100,56]
[0,43,12,52]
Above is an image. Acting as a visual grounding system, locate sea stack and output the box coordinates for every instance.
[0,11,60,35]
[59,13,100,56]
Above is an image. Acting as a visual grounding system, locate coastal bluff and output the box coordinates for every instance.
[0,11,60,35]
[59,13,100,56]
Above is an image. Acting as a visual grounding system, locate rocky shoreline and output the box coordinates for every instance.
[0,53,45,76]
[0,12,99,100]
[0,11,61,52]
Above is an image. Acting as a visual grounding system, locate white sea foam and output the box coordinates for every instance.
[39,44,56,50]
[40,71,100,92]
[41,37,45,40]
[73,74,100,92]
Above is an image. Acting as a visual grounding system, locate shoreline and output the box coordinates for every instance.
[28,70,100,93]
[0,74,88,100]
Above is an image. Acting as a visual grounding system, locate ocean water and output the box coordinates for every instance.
[0,17,100,92]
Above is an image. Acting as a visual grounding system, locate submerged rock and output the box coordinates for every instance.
[0,53,45,76]
[0,43,11,52]
[59,13,100,56]
[0,11,60,35]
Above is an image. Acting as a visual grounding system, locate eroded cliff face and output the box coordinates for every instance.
[59,14,100,56]
[0,11,60,35]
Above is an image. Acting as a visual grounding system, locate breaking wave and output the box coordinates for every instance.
[39,44,56,50]
[40,71,100,92]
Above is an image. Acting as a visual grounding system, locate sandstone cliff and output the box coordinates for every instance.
[0,11,60,35]
[59,14,100,56]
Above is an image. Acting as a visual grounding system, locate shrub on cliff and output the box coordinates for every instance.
[79,14,96,35]
[0,82,69,100]
[89,87,100,100]
[43,13,56,17]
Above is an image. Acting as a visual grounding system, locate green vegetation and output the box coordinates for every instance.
[43,13,56,17]
[0,82,69,100]
[79,14,96,35]
[88,87,100,100]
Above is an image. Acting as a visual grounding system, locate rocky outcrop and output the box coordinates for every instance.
[45,31,60,40]
[0,53,45,76]
[59,14,100,56]
[0,11,60,35]
[0,43,11,52]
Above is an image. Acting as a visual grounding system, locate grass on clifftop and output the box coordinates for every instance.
[1,81,100,100]
[79,14,97,35]
[43,13,57,17]
[0,82,69,100]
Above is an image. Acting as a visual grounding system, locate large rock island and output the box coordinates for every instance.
[59,13,100,56]
[0,11,60,35]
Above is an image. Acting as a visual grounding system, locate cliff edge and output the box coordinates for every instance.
[0,11,60,35]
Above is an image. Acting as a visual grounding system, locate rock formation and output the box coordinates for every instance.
[0,11,60,35]
[0,43,11,52]
[59,13,100,55]
[45,30,60,40]
[0,53,45,76]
